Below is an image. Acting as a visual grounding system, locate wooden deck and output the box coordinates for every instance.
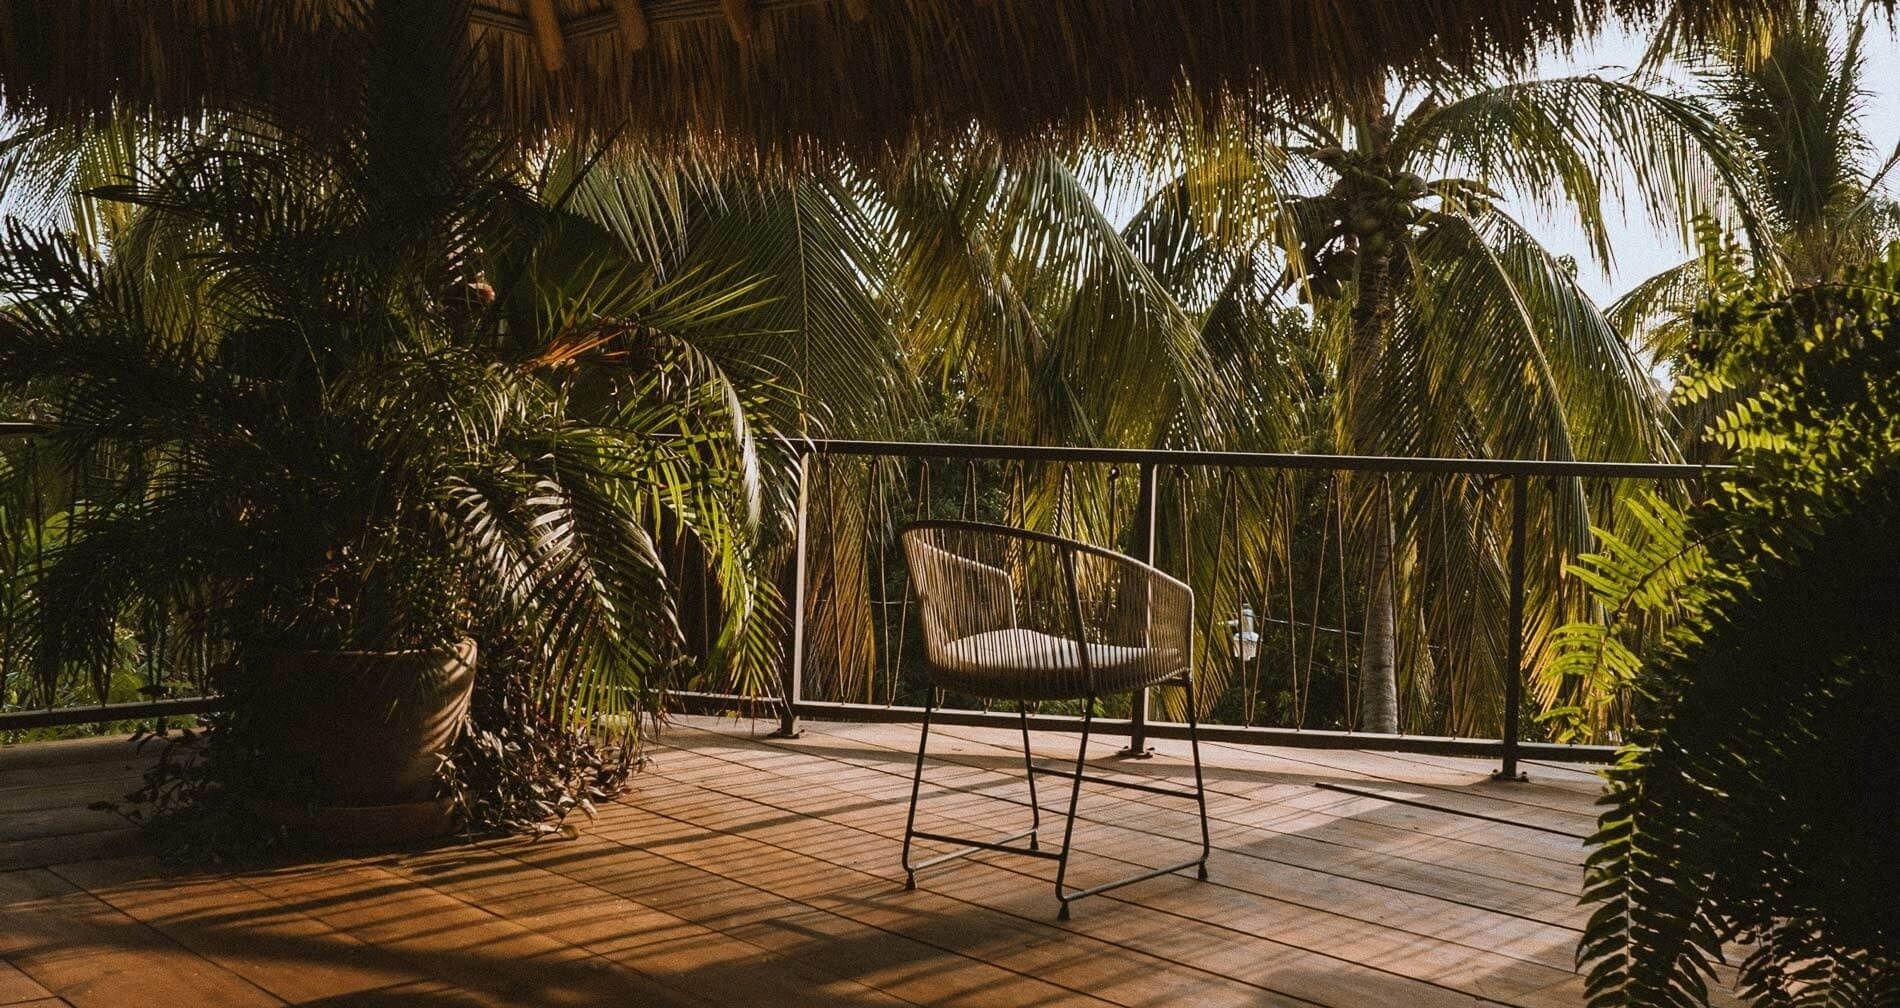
[0,714,1662,1007]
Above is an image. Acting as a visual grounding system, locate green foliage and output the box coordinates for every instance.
[438,634,636,839]
[1151,65,1730,734]
[795,63,1740,735]
[88,719,280,865]
[1577,248,1900,1006]
[1694,5,1898,283]
[1613,4,1900,365]
[1543,491,1711,743]
[0,5,797,745]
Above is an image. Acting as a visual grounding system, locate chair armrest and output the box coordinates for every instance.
[1068,547,1193,664]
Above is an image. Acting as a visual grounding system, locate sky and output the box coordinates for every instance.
[1526,16,1900,304]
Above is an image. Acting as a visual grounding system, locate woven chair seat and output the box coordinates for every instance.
[931,628,1185,700]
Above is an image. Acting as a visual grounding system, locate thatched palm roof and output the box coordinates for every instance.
[1,0,1781,160]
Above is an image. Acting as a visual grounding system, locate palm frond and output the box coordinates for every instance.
[1395,74,1765,277]
[1607,256,1708,363]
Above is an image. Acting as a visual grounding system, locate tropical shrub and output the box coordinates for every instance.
[439,633,636,838]
[0,5,788,842]
[1576,248,1900,1006]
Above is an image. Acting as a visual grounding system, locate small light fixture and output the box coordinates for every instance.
[1227,604,1260,661]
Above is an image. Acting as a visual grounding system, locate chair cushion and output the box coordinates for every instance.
[928,628,1185,700]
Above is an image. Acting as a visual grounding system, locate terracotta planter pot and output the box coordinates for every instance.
[251,639,476,843]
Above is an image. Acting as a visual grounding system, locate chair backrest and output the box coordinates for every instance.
[899,521,1193,689]
[903,535,1020,647]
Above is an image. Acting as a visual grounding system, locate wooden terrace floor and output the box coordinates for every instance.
[0,714,1682,1007]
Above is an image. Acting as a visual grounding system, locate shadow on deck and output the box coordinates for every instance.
[0,714,1645,1007]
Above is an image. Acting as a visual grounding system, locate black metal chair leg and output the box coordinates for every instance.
[1052,696,1095,922]
[901,688,937,891]
[1183,674,1211,880]
[1019,702,1040,851]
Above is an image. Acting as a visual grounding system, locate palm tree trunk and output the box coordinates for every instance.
[1348,249,1400,734]
[1359,487,1399,733]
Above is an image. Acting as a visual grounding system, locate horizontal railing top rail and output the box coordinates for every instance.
[800,438,1728,480]
[5,424,1728,480]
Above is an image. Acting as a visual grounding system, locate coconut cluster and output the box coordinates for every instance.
[1299,145,1434,300]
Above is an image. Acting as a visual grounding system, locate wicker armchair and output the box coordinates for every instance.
[899,520,1211,919]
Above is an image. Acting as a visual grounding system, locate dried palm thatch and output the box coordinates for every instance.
[0,0,1791,163]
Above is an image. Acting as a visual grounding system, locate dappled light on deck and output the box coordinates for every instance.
[0,715,1698,1007]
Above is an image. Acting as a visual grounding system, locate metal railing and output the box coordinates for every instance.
[4,424,1721,772]
[759,440,1719,776]
[0,421,219,734]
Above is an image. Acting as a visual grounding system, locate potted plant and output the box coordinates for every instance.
[0,7,782,844]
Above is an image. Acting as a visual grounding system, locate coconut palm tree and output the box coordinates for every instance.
[1612,0,1900,368]
[778,81,1746,735]
[1153,66,1755,734]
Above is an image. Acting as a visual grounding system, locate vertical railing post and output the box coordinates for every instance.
[1495,474,1528,781]
[777,450,812,738]
[1118,462,1159,759]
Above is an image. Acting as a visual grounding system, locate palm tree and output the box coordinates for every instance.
[1613,0,1900,368]
[775,87,1743,735]
[0,111,183,259]
[0,49,1752,744]
[1156,67,1754,733]
[0,3,913,736]
[871,149,1248,454]
[1547,6,1900,740]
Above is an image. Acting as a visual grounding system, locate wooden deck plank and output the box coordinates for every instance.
[227,857,718,1008]
[725,719,1747,1008]
[376,840,929,1007]
[594,780,1350,1007]
[757,720,1591,882]
[507,830,1128,1007]
[648,724,1592,1006]
[0,867,283,1008]
[924,720,1600,832]
[807,718,1584,822]
[1000,726,1588,865]
[1376,748,1607,783]
[0,736,145,774]
[660,727,1591,928]
[630,770,1550,1002]
[419,803,1134,1008]
[0,960,54,1005]
[893,721,1603,865]
[0,826,145,873]
[574,794,1252,1007]
[0,804,139,844]
[0,715,1732,1007]
[50,856,423,1005]
[0,772,151,816]
[656,723,1590,952]
[1198,741,1608,813]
